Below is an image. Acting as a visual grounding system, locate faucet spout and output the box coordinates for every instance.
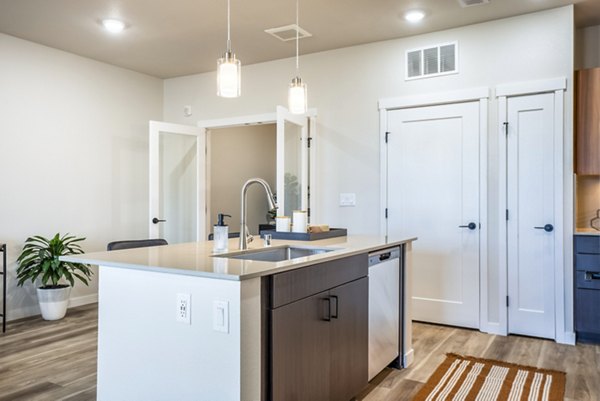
[240,178,277,250]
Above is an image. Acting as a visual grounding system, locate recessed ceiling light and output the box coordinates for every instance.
[102,19,126,33]
[404,10,426,23]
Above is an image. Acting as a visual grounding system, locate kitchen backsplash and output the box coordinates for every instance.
[576,175,600,231]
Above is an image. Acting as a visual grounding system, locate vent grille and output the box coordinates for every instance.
[407,50,422,78]
[423,47,438,75]
[265,24,312,42]
[440,44,456,72]
[457,0,490,7]
[405,42,458,80]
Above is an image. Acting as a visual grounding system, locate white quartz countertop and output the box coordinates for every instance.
[575,228,600,236]
[60,235,417,281]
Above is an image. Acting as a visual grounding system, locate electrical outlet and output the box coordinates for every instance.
[176,293,191,324]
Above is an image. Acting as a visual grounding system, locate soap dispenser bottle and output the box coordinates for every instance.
[213,213,231,253]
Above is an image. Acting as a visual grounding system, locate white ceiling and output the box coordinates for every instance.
[0,0,596,78]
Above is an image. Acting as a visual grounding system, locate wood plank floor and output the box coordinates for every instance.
[358,323,600,401]
[0,304,598,400]
[0,303,97,401]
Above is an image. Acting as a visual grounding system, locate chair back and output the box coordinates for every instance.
[107,239,168,251]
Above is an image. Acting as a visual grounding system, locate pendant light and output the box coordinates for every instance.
[288,0,307,114]
[217,0,241,98]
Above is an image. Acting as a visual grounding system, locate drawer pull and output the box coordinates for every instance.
[584,272,600,281]
[323,298,331,321]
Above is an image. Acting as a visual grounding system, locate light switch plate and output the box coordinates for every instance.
[339,193,356,207]
[213,300,229,333]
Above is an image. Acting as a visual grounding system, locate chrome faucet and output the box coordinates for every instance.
[240,178,277,250]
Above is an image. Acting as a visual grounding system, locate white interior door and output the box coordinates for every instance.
[149,121,205,243]
[276,106,309,218]
[387,102,481,328]
[506,93,556,339]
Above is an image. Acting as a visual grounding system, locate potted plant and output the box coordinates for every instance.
[16,233,93,320]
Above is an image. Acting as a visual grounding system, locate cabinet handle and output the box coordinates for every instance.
[323,298,331,321]
[585,272,600,281]
[152,217,167,224]
[330,296,339,319]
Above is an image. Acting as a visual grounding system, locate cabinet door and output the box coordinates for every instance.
[576,288,600,335]
[576,68,600,175]
[330,278,369,401]
[271,290,331,401]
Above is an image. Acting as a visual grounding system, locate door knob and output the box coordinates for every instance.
[152,217,167,224]
[534,224,554,232]
[459,222,477,230]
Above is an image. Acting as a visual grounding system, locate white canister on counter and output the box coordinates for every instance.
[292,210,308,233]
[276,216,291,232]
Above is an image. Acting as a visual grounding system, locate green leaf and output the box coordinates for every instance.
[16,233,92,288]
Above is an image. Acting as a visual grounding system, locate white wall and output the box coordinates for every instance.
[0,33,163,320]
[164,7,574,335]
[576,24,600,69]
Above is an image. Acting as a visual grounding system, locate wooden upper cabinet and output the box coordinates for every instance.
[576,68,600,175]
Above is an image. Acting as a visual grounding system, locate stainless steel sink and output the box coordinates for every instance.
[214,245,335,262]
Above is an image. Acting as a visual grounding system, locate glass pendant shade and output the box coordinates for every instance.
[217,51,241,98]
[288,76,307,114]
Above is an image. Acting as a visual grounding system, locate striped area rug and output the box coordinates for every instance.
[413,353,566,401]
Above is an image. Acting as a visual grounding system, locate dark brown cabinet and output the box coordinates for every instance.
[575,68,600,175]
[329,279,369,401]
[271,289,332,401]
[269,254,368,401]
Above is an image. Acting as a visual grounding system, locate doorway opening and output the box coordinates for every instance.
[207,124,277,237]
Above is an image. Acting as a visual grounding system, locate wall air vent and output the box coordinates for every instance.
[265,24,312,42]
[405,42,458,80]
[457,0,490,7]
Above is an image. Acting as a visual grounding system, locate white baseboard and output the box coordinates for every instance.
[69,293,98,308]
[404,348,414,368]
[8,304,40,321]
[8,293,98,322]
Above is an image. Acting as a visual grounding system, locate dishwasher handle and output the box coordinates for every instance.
[368,247,400,266]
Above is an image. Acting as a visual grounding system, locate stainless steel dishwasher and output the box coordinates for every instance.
[368,247,402,381]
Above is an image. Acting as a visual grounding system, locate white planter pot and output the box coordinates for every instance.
[37,286,71,320]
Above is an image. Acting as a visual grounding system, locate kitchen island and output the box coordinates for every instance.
[62,235,416,401]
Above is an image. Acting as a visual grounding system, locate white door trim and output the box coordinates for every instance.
[378,87,489,110]
[148,120,206,241]
[379,87,490,332]
[197,113,277,129]
[496,77,566,98]
[496,77,572,344]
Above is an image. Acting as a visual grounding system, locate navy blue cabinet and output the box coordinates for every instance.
[575,235,600,343]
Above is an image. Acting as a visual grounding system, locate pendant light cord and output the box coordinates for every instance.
[227,0,231,52]
[295,0,299,74]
